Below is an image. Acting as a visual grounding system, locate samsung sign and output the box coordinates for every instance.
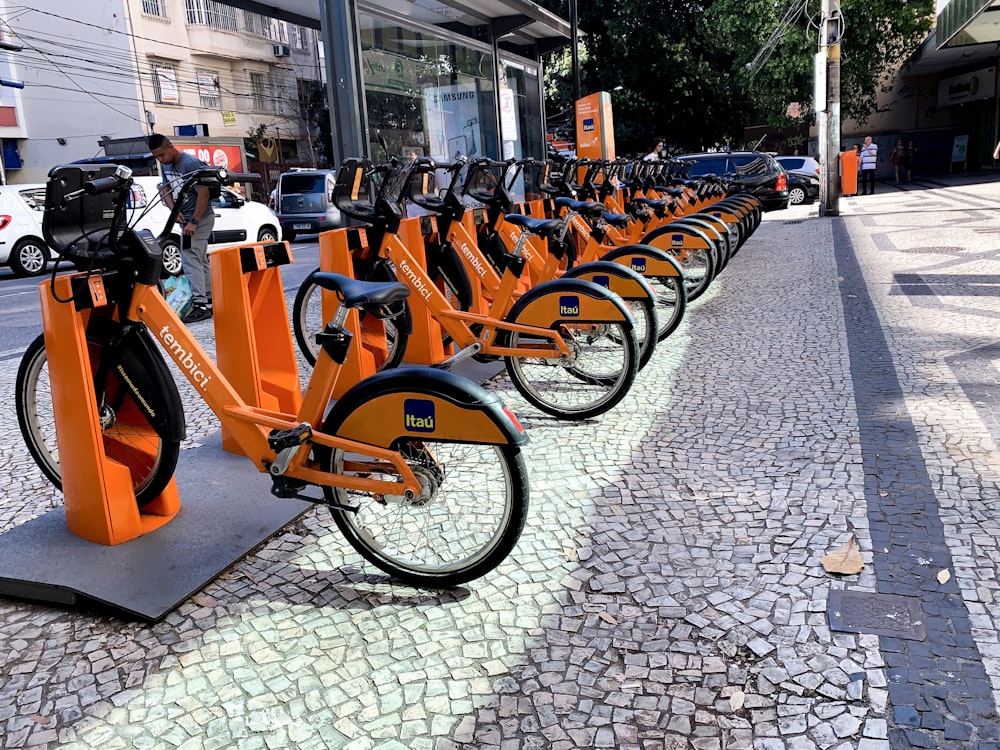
[938,66,996,107]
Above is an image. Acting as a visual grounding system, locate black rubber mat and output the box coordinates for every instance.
[0,434,310,622]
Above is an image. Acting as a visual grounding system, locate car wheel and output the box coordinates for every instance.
[283,228,296,243]
[257,226,279,243]
[788,186,806,205]
[10,238,51,277]
[161,235,183,276]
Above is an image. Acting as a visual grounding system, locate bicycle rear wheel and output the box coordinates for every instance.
[322,440,529,587]
[15,325,182,506]
[503,321,639,420]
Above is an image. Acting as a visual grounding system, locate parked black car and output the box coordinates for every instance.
[785,169,819,205]
[673,150,790,211]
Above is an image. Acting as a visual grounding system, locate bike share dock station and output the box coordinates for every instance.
[0,239,314,622]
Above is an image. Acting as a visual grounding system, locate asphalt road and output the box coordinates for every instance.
[0,235,321,363]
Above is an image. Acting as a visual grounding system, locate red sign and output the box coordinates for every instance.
[177,144,244,172]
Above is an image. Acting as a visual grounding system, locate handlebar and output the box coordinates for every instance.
[43,164,251,276]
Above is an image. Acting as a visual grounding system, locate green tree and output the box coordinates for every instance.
[709,0,933,125]
[537,0,753,153]
[536,0,932,151]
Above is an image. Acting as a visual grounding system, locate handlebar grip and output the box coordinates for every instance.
[84,176,123,195]
[225,172,260,184]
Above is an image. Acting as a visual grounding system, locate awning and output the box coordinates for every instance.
[937,0,1000,48]
[219,0,572,52]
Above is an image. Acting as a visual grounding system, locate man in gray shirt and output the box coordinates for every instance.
[149,133,216,322]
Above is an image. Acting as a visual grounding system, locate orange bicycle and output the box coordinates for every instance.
[16,163,531,587]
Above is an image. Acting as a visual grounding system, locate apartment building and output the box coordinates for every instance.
[0,0,323,184]
[128,0,324,164]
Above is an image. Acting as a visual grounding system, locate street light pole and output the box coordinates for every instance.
[818,0,842,216]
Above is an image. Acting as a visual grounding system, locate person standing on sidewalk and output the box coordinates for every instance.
[643,139,664,161]
[149,133,216,322]
[859,136,878,195]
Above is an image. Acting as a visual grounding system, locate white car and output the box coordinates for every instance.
[0,184,54,276]
[128,177,281,275]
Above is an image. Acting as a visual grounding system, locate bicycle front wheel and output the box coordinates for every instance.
[293,273,409,369]
[503,321,639,420]
[15,329,181,506]
[323,440,529,588]
[648,274,687,342]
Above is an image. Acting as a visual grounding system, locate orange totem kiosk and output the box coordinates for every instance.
[840,148,858,197]
[575,92,616,161]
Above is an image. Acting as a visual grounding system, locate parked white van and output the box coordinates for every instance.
[275,169,341,242]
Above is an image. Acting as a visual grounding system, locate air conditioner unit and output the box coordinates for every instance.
[273,44,290,58]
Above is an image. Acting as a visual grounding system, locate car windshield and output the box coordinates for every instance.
[779,158,804,170]
[281,175,326,193]
[684,157,728,175]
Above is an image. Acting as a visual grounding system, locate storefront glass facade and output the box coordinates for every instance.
[358,10,544,172]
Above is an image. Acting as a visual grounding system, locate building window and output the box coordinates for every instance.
[249,72,268,111]
[289,25,301,50]
[243,10,280,40]
[152,63,179,104]
[198,70,220,108]
[141,0,166,18]
[185,0,238,33]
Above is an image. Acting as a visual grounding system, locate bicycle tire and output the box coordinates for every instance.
[502,319,639,420]
[322,440,529,587]
[15,326,182,506]
[647,274,687,342]
[562,263,658,371]
[641,226,716,302]
[292,272,410,370]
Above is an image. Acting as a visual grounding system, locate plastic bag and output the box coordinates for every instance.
[162,274,193,319]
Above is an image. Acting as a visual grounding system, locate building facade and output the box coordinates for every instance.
[0,0,322,184]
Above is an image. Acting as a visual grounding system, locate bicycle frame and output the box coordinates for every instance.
[375,224,576,360]
[118,279,430,497]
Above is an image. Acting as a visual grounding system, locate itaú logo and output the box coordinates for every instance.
[559,295,580,317]
[671,234,684,247]
[456,240,488,278]
[159,326,212,390]
[404,398,435,432]
[630,257,647,274]
[398,259,433,300]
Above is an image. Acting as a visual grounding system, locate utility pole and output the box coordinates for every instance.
[818,0,842,216]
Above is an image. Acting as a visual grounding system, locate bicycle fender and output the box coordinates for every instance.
[505,277,634,328]
[562,260,656,302]
[599,244,685,279]
[640,223,713,252]
[115,326,186,441]
[322,367,528,448]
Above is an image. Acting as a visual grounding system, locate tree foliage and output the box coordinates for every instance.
[709,0,933,124]
[536,0,933,153]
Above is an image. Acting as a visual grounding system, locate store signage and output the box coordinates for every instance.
[423,82,482,162]
[938,67,996,107]
[177,144,244,172]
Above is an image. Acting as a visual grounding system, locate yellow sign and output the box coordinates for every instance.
[221,111,237,126]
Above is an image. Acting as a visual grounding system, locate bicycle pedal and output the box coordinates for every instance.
[268,477,320,503]
[268,422,313,452]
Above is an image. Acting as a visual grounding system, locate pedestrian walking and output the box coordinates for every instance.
[859,136,878,195]
[149,133,216,322]
[891,140,905,184]
[905,140,918,181]
[643,139,664,161]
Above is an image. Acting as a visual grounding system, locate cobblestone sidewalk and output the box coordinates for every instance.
[3,175,1000,748]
